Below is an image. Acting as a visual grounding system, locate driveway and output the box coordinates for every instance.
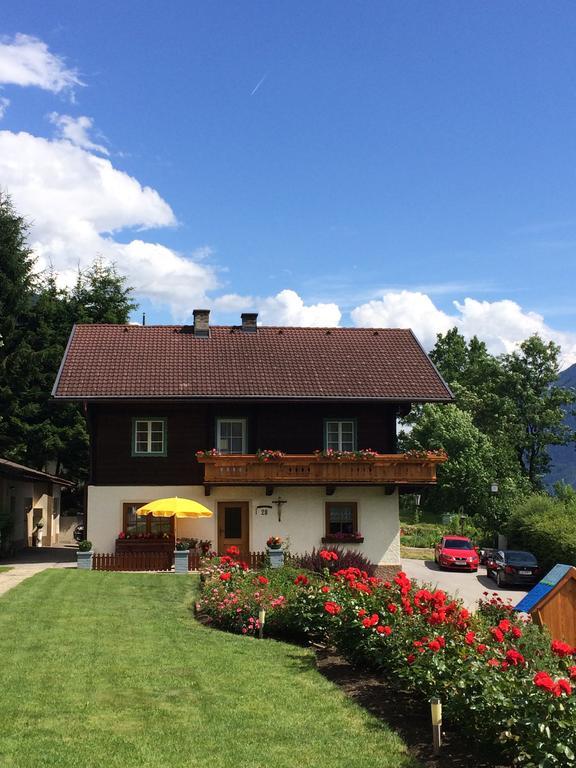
[401,558,529,612]
[0,546,77,597]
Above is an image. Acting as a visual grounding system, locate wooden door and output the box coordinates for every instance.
[218,502,249,555]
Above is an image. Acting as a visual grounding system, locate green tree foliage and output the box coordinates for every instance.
[0,196,138,479]
[430,328,576,491]
[0,192,37,461]
[502,336,576,488]
[401,404,529,534]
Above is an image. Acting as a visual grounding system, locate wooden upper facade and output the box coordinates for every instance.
[55,313,453,489]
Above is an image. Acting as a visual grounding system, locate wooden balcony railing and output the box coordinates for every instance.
[197,453,445,487]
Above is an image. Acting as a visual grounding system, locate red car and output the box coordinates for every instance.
[434,535,479,572]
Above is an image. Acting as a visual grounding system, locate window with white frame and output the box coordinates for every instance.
[132,418,167,456]
[216,418,247,453]
[325,420,356,451]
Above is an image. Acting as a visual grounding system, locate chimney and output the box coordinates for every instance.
[193,309,210,337]
[241,312,258,333]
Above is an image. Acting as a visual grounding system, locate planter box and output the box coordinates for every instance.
[77,551,93,570]
[116,539,174,554]
[267,548,284,569]
[321,537,364,544]
[174,550,190,574]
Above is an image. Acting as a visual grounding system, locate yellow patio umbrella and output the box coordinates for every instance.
[135,497,213,519]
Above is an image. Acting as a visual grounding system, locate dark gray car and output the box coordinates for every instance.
[486,550,540,587]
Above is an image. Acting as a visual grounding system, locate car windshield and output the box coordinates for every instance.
[505,551,537,565]
[444,539,473,550]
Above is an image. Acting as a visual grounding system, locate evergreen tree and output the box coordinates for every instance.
[0,192,37,460]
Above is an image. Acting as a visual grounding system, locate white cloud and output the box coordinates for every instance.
[0,129,218,314]
[49,113,108,155]
[0,34,82,94]
[0,96,9,119]
[351,291,455,349]
[351,291,576,368]
[214,289,341,327]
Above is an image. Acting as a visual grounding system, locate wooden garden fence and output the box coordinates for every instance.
[92,550,280,572]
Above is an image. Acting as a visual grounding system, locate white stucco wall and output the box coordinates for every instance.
[86,484,400,565]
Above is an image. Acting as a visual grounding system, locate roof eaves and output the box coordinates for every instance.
[51,324,77,398]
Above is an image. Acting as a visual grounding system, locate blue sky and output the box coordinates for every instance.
[1,2,576,365]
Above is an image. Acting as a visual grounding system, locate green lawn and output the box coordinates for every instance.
[0,566,13,573]
[0,571,418,768]
[401,546,434,561]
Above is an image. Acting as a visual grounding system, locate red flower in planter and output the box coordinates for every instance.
[534,671,572,697]
[324,601,342,615]
[490,627,505,643]
[294,574,309,586]
[362,613,379,628]
[220,572,231,581]
[320,585,331,593]
[569,666,576,679]
[226,545,240,556]
[406,653,416,665]
[465,631,476,645]
[319,549,338,562]
[257,575,269,585]
[377,625,392,635]
[511,626,523,639]
[387,603,398,614]
[476,644,488,654]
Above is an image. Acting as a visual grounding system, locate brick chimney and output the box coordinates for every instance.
[193,309,210,337]
[241,312,258,333]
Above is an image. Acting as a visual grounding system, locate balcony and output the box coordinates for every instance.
[197,452,446,491]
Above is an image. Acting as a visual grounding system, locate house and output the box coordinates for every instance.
[0,457,74,552]
[52,310,452,572]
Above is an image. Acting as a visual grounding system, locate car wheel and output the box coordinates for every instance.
[496,571,504,587]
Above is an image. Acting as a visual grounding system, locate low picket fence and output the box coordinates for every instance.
[91,550,275,572]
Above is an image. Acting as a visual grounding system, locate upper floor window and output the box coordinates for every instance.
[325,420,356,452]
[216,418,247,454]
[132,418,167,456]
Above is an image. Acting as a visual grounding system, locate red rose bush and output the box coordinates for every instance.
[199,551,576,766]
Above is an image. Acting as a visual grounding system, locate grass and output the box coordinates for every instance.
[0,571,418,768]
[401,546,434,561]
[0,566,13,573]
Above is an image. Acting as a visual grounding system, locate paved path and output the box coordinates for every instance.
[401,558,529,611]
[0,546,77,597]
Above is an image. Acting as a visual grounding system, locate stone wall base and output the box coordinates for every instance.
[374,564,402,580]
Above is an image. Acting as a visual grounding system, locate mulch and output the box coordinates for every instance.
[314,647,512,768]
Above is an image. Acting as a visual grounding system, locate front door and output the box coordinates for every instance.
[218,502,249,555]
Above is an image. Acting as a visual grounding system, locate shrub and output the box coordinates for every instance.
[293,546,376,576]
[400,524,443,548]
[507,494,576,571]
[78,540,92,551]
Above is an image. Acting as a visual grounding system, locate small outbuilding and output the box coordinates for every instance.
[515,564,576,646]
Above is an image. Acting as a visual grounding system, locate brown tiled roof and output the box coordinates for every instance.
[52,325,453,402]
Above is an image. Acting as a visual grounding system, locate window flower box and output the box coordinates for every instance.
[322,535,364,544]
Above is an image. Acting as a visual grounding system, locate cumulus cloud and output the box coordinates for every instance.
[0,96,9,119]
[0,34,82,94]
[49,113,108,155]
[214,289,341,327]
[0,129,218,315]
[351,291,576,368]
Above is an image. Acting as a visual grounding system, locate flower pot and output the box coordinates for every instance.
[267,548,284,569]
[77,551,93,570]
[174,549,190,574]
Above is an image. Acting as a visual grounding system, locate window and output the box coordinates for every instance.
[325,502,359,537]
[216,418,247,454]
[132,418,167,456]
[325,420,356,451]
[122,503,174,537]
